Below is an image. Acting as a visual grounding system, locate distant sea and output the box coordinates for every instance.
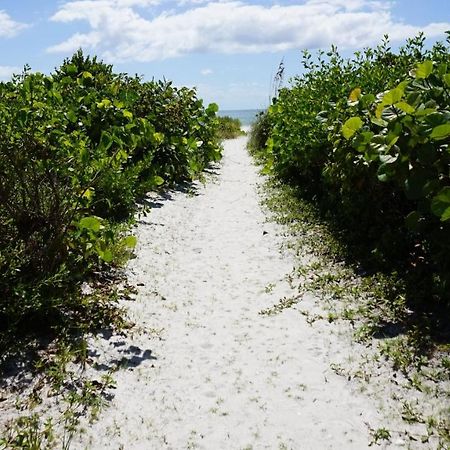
[218,109,265,127]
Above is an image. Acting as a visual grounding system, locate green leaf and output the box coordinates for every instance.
[342,116,363,139]
[79,216,102,232]
[377,163,396,182]
[441,207,450,222]
[153,176,164,186]
[360,93,375,109]
[82,189,94,201]
[415,107,436,117]
[97,98,112,109]
[381,87,403,106]
[98,132,113,152]
[67,110,77,123]
[430,124,450,140]
[405,211,422,232]
[444,74,450,88]
[152,132,164,145]
[99,249,113,263]
[395,102,415,114]
[371,116,387,127]
[415,60,433,79]
[123,235,137,248]
[431,187,450,220]
[65,64,78,75]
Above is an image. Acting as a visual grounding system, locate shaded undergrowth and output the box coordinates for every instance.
[256,174,450,447]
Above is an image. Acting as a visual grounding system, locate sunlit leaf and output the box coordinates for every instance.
[415,60,433,79]
[79,216,101,232]
[395,102,415,114]
[123,235,137,248]
[349,88,361,102]
[430,124,450,140]
[342,116,363,139]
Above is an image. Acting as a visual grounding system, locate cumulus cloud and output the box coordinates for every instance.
[0,65,21,80]
[0,10,28,38]
[47,0,450,61]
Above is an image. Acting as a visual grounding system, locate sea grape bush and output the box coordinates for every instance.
[0,51,221,342]
[344,56,450,292]
[253,33,450,305]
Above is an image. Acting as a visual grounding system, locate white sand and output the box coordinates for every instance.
[69,135,389,449]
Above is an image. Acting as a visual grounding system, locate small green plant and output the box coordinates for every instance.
[0,415,55,450]
[369,427,391,446]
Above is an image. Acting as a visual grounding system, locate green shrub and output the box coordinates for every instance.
[0,50,221,350]
[248,110,272,157]
[251,33,450,310]
[216,115,244,139]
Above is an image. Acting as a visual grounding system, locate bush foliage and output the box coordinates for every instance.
[250,33,450,313]
[0,51,221,351]
[216,115,245,139]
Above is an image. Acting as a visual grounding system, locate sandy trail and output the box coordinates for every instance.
[74,136,383,449]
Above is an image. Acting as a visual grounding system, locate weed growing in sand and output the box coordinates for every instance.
[368,427,391,446]
[259,296,300,316]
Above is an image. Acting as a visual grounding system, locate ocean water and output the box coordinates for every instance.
[218,109,265,127]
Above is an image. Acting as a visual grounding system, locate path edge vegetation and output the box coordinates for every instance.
[0,51,223,448]
[248,33,449,447]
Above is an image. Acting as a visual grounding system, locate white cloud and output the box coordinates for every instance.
[47,0,450,61]
[47,31,102,53]
[0,65,21,80]
[201,68,213,75]
[0,10,27,38]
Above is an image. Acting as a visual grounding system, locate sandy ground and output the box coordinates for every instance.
[66,135,393,449]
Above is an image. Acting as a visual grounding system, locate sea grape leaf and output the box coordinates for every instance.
[152,176,164,186]
[79,216,101,232]
[123,235,137,248]
[67,110,77,123]
[99,249,113,263]
[441,207,450,222]
[431,187,450,220]
[342,116,363,139]
[381,87,403,106]
[430,124,450,140]
[444,74,450,88]
[395,102,415,114]
[405,211,422,232]
[415,60,433,79]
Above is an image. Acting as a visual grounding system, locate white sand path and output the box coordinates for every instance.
[74,136,385,449]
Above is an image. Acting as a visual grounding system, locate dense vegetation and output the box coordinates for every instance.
[0,50,221,358]
[250,33,450,340]
[216,115,245,139]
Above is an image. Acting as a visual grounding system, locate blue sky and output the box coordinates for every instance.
[0,0,449,109]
